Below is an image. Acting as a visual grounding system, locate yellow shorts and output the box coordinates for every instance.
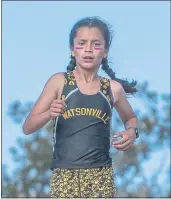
[50,166,116,198]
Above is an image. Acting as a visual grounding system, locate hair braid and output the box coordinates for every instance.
[101,58,138,95]
[67,55,76,72]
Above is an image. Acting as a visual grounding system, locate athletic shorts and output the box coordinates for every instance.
[50,166,116,198]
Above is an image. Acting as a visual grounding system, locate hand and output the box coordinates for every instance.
[48,99,67,119]
[112,128,136,151]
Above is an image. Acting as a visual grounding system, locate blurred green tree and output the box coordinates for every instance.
[2,82,170,197]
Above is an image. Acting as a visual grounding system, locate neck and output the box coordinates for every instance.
[73,66,99,83]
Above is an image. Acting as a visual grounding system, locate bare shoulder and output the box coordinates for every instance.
[47,72,65,84]
[39,72,65,99]
[109,79,126,104]
[45,72,65,89]
[28,72,65,115]
[109,79,124,92]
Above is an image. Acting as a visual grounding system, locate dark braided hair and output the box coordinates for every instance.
[101,57,137,95]
[67,55,76,72]
[67,16,138,95]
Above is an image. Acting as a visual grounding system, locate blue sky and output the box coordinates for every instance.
[2,1,170,189]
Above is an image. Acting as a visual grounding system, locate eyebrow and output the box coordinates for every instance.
[77,39,102,42]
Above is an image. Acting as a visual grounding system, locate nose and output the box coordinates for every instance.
[85,42,93,52]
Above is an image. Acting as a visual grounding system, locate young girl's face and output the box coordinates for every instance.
[71,27,108,71]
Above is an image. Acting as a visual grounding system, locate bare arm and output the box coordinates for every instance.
[23,73,65,135]
[110,80,138,150]
[110,80,138,129]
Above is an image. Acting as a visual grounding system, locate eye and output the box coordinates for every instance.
[78,42,85,46]
[94,43,101,46]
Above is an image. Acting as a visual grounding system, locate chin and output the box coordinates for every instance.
[80,63,99,71]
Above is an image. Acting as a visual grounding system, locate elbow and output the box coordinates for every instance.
[124,115,138,125]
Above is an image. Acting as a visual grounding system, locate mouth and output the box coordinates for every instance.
[83,56,94,63]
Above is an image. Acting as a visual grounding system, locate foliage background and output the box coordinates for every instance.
[2,1,170,197]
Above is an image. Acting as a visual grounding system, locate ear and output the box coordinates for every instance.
[103,50,108,59]
[71,51,75,57]
[103,49,109,58]
[70,46,75,57]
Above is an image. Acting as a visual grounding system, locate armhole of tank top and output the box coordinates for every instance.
[53,71,78,139]
[108,79,114,108]
[60,72,69,100]
[100,77,114,109]
[61,71,79,99]
[52,72,66,149]
[107,79,114,135]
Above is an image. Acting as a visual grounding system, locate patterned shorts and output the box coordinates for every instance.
[50,166,116,198]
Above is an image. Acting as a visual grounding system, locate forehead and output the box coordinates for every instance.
[75,27,104,41]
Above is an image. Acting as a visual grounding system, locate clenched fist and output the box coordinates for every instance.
[48,99,66,119]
